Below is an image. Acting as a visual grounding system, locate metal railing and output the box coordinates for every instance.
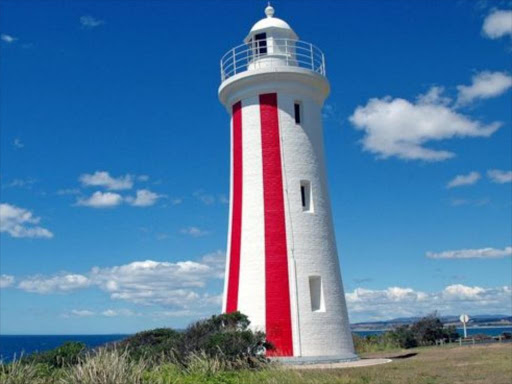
[220,38,326,82]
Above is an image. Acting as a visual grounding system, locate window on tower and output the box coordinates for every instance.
[309,276,325,312]
[300,180,312,212]
[254,33,267,55]
[294,102,302,124]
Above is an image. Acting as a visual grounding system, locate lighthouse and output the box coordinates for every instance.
[219,5,356,362]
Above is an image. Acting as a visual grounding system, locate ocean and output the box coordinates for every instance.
[0,334,128,362]
[353,326,512,338]
[1,327,511,362]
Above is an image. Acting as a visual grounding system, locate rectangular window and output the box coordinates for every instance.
[309,276,325,312]
[294,102,301,124]
[254,33,267,55]
[300,180,312,212]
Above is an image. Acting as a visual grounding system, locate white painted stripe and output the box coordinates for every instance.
[237,96,266,333]
[222,110,235,313]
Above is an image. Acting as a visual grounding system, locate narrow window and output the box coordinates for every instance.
[309,276,325,312]
[254,33,267,55]
[300,180,312,212]
[294,102,301,124]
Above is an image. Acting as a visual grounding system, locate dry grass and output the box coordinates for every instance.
[1,342,510,384]
[285,343,512,384]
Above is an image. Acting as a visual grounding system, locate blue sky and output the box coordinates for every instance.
[1,0,511,334]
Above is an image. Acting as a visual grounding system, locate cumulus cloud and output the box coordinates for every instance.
[126,189,162,207]
[426,246,512,259]
[69,309,95,317]
[349,89,500,161]
[76,191,123,208]
[0,203,54,239]
[180,227,210,237]
[13,138,24,148]
[18,274,91,294]
[1,34,17,43]
[80,15,104,29]
[80,171,134,191]
[446,171,481,188]
[16,251,225,312]
[456,71,512,106]
[0,275,15,288]
[347,284,511,321]
[193,190,216,205]
[102,309,135,317]
[487,169,512,183]
[482,9,512,39]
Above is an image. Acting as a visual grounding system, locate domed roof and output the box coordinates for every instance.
[244,5,298,42]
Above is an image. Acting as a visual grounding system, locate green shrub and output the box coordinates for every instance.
[23,341,86,368]
[179,312,271,369]
[118,312,271,370]
[118,328,182,362]
[352,333,401,354]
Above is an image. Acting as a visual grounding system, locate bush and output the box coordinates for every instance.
[119,311,271,370]
[386,313,462,348]
[179,312,271,368]
[23,341,86,368]
[352,333,401,354]
[118,328,182,362]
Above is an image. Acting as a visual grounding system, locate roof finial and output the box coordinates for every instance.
[265,2,275,18]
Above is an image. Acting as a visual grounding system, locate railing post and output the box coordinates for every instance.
[285,39,288,66]
[220,59,224,82]
[232,48,236,76]
[310,43,314,71]
[322,52,326,76]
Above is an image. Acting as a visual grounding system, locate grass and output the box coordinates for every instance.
[2,343,511,383]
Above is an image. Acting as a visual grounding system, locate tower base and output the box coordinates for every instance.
[273,354,359,365]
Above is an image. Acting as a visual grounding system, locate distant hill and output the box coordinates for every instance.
[351,314,512,330]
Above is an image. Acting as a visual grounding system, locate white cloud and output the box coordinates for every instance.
[70,309,95,317]
[126,189,162,207]
[180,226,210,237]
[80,171,134,191]
[193,190,216,205]
[347,284,511,322]
[426,246,512,259]
[3,178,37,189]
[101,309,135,317]
[416,86,451,106]
[0,275,15,288]
[456,71,512,106]
[0,203,54,239]
[13,138,24,148]
[77,191,123,208]
[446,171,481,188]
[16,251,226,311]
[1,34,17,43]
[18,274,91,294]
[349,89,500,161]
[449,197,490,207]
[80,15,104,28]
[487,169,512,183]
[57,188,81,195]
[482,10,512,39]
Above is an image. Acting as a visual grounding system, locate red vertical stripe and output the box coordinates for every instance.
[226,101,243,313]
[260,93,294,356]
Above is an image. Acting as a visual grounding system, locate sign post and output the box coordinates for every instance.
[460,314,469,339]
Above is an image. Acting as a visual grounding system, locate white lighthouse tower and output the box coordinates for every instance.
[219,5,356,362]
